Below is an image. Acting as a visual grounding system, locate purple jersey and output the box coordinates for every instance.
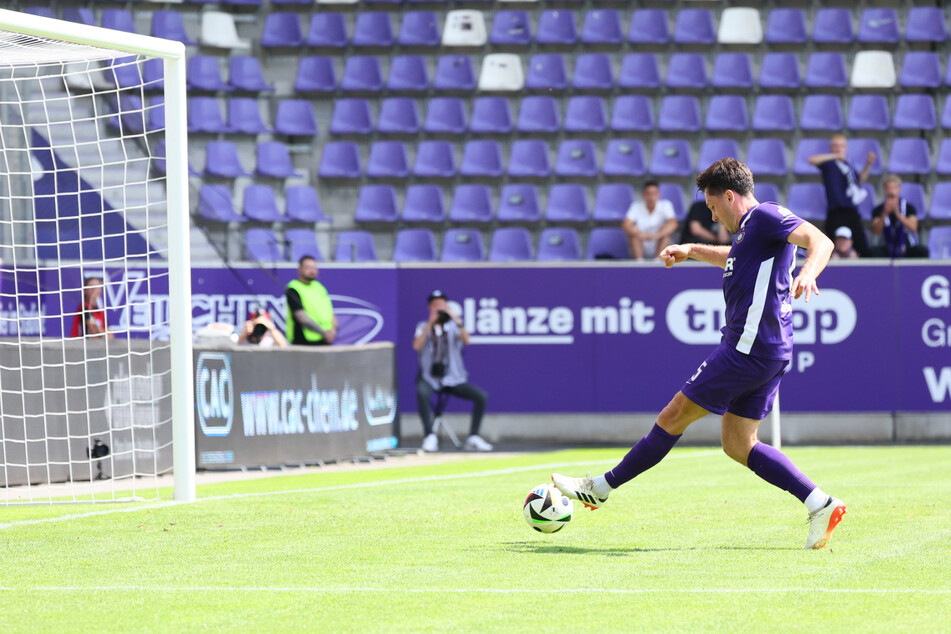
[721,202,804,360]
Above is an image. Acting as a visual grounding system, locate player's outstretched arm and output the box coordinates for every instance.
[659,243,731,269]
[787,221,834,302]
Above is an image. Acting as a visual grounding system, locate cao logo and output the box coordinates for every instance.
[195,352,234,437]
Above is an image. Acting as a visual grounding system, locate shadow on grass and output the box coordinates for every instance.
[501,542,800,555]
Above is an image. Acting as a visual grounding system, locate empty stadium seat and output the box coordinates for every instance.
[813,9,854,44]
[603,140,647,177]
[587,228,630,260]
[423,98,465,134]
[900,52,941,88]
[285,229,323,264]
[658,96,701,132]
[261,13,303,48]
[378,98,421,134]
[356,185,399,222]
[628,9,668,45]
[765,9,807,44]
[894,95,937,130]
[793,138,830,176]
[888,138,931,175]
[517,96,560,133]
[414,141,457,178]
[537,10,578,45]
[593,184,635,222]
[929,183,951,220]
[230,57,274,92]
[698,139,740,172]
[754,183,781,204]
[243,185,282,223]
[666,53,707,89]
[330,98,373,135]
[388,55,429,92]
[538,228,582,262]
[759,53,801,89]
[937,140,951,174]
[858,8,899,44]
[24,7,54,18]
[712,53,753,89]
[393,230,437,263]
[403,185,447,222]
[307,13,348,48]
[674,9,715,45]
[489,228,533,262]
[901,183,928,219]
[203,141,249,178]
[491,10,532,46]
[800,95,844,131]
[659,183,687,221]
[752,95,795,132]
[718,8,762,44]
[442,229,486,263]
[748,138,788,176]
[433,55,475,91]
[805,53,848,88]
[786,183,828,222]
[319,142,361,179]
[367,141,410,178]
[928,227,951,259]
[470,97,513,133]
[341,56,384,92]
[64,8,94,25]
[285,186,329,223]
[942,99,951,129]
[101,9,135,34]
[848,95,890,131]
[906,7,947,43]
[611,96,653,132]
[546,184,589,223]
[152,10,197,45]
[650,140,694,177]
[564,96,608,133]
[497,184,541,222]
[201,12,250,50]
[479,54,524,91]
[619,53,661,89]
[142,59,165,91]
[509,140,551,178]
[353,12,395,48]
[335,232,377,262]
[198,184,243,222]
[449,184,493,222]
[705,95,749,132]
[228,98,272,134]
[295,57,336,93]
[852,52,896,88]
[556,140,598,178]
[245,229,283,263]
[573,54,614,91]
[188,56,229,92]
[460,140,504,177]
[582,9,623,45]
[846,138,884,175]
[399,11,440,47]
[275,100,318,136]
[442,10,487,47]
[525,54,567,91]
[110,59,144,91]
[256,142,302,179]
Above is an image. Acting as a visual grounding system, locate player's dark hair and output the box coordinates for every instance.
[696,158,754,197]
[297,255,316,267]
[643,180,660,191]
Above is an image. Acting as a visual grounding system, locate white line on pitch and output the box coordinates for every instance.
[0,451,721,531]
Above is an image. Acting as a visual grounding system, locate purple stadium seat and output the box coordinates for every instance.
[245,229,283,262]
[307,13,348,48]
[754,183,781,205]
[285,229,323,264]
[341,56,383,92]
[658,95,701,132]
[582,9,623,45]
[556,140,598,178]
[759,53,801,89]
[628,9,669,45]
[888,138,932,175]
[142,59,165,91]
[765,9,807,44]
[846,139,884,175]
[256,142,302,178]
[378,98,421,134]
[402,185,446,222]
[517,96,560,133]
[24,7,54,18]
[261,13,303,48]
[538,228,582,262]
[356,185,399,223]
[906,8,947,43]
[747,138,789,176]
[901,183,927,219]
[593,184,635,222]
[423,97,466,134]
[573,53,614,91]
[899,53,941,88]
[295,57,336,93]
[147,96,166,132]
[894,95,937,130]
[470,97,513,134]
[800,95,844,131]
[805,53,848,89]
[243,185,282,222]
[858,8,899,44]
[536,10,578,45]
[611,95,653,132]
[353,12,394,48]
[367,141,410,179]
[228,98,272,134]
[64,9,94,26]
[786,184,828,222]
[489,228,533,262]
[813,9,854,44]
[442,229,486,263]
[564,96,607,133]
[666,53,707,89]
[433,56,475,91]
[497,185,541,222]
[414,141,457,178]
[509,140,551,178]
[101,9,136,34]
[491,11,532,46]
[546,184,589,223]
[230,57,274,92]
[793,138,830,176]
[587,228,630,260]
[941,99,951,129]
[938,140,951,174]
[705,95,749,132]
[152,11,197,45]
[698,139,740,172]
[673,9,715,45]
[335,232,378,262]
[848,95,890,131]
[108,94,149,134]
[188,97,229,133]
[712,53,753,89]
[525,54,568,91]
[110,57,144,90]
[274,100,318,136]
[650,140,693,177]
[450,184,493,223]
[198,184,243,222]
[388,56,429,92]
[393,229,437,263]
[752,95,795,132]
[659,183,687,221]
[319,142,362,179]
[618,53,661,89]
[603,140,647,177]
[928,227,951,259]
[188,56,229,91]
[399,12,440,47]
[460,140,503,178]
[285,186,329,223]
[929,183,951,219]
[330,98,373,135]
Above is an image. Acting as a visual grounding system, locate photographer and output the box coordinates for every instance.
[238,309,287,348]
[412,290,491,453]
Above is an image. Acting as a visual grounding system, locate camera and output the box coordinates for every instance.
[248,309,270,343]
[436,310,451,325]
[431,361,447,378]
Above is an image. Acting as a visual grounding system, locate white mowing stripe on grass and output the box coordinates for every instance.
[0,451,721,531]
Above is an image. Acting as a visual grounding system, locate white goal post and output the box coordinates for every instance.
[0,9,194,503]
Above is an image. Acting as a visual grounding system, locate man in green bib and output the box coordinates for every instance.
[285,255,338,346]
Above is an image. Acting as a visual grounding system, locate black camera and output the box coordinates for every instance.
[431,361,447,378]
[436,310,451,325]
[248,309,270,343]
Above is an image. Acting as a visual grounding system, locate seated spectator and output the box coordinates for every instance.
[830,226,859,260]
[621,181,679,260]
[870,175,930,258]
[238,309,287,348]
[808,133,874,257]
[680,199,731,246]
[70,277,113,339]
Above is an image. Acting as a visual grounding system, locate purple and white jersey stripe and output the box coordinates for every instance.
[721,202,803,360]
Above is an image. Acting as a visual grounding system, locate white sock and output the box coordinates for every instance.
[804,487,830,514]
[592,475,613,497]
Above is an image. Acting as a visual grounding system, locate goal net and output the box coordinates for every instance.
[0,9,193,504]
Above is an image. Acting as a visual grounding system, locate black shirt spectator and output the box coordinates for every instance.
[680,200,731,246]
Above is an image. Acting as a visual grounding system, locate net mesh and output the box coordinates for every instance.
[0,28,173,504]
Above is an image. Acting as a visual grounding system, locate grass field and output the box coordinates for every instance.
[1,446,949,632]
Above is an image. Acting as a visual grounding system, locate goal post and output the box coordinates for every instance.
[0,9,194,503]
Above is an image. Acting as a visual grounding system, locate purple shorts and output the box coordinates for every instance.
[681,344,790,420]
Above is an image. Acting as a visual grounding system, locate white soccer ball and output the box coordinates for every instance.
[523,483,573,533]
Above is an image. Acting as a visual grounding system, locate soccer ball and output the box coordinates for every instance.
[523,483,573,533]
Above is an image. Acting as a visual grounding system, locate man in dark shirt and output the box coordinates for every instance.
[808,134,876,257]
[871,174,930,258]
[680,199,731,246]
[284,255,338,346]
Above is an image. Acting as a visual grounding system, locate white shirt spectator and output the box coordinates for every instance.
[625,199,676,258]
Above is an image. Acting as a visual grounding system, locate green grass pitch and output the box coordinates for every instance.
[1,446,949,632]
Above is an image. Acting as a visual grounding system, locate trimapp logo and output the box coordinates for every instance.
[196,352,234,437]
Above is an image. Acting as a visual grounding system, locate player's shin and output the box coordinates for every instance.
[746,442,825,506]
[603,423,683,489]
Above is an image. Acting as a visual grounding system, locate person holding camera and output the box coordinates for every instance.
[413,290,492,453]
[238,309,287,348]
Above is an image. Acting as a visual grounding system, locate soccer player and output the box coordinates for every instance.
[552,158,847,550]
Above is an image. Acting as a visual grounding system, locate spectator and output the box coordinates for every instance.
[871,175,930,259]
[412,290,492,453]
[69,277,113,339]
[285,255,338,346]
[830,226,859,260]
[808,133,875,256]
[238,309,287,348]
[621,181,679,261]
[680,199,731,246]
